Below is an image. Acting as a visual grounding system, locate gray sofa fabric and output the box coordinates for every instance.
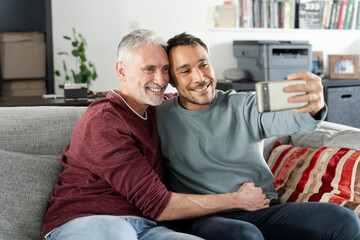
[0,150,60,240]
[0,107,86,240]
[0,106,87,155]
[290,121,360,150]
[0,106,359,240]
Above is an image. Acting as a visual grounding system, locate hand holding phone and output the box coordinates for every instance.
[256,79,308,113]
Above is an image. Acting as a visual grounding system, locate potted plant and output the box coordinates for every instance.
[55,27,97,90]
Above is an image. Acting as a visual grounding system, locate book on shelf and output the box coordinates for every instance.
[321,0,332,28]
[274,0,280,27]
[297,0,323,29]
[240,0,248,27]
[267,0,280,28]
[325,0,334,28]
[254,0,261,27]
[216,5,237,28]
[319,0,326,23]
[279,0,296,28]
[269,0,275,28]
[333,0,342,28]
[248,0,254,27]
[349,0,358,28]
[261,0,269,27]
[337,0,349,28]
[344,0,355,28]
[356,0,360,28]
[282,1,293,28]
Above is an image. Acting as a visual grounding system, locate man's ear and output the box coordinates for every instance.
[115,61,126,81]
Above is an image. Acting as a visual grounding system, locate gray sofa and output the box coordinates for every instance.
[0,106,359,240]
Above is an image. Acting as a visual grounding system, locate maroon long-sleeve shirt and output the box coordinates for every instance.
[41,90,172,239]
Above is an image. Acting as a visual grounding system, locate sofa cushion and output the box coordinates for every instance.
[290,121,360,150]
[0,149,62,240]
[0,106,86,155]
[268,142,360,217]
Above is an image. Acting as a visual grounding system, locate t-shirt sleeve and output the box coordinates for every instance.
[74,113,171,220]
[242,92,328,141]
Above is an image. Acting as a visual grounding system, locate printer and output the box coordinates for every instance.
[233,40,312,81]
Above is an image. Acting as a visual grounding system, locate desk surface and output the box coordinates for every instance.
[0,96,96,107]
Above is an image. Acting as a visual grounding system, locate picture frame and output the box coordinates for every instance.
[312,51,324,72]
[329,55,360,80]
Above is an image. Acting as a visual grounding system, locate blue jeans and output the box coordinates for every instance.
[45,215,204,240]
[167,201,360,240]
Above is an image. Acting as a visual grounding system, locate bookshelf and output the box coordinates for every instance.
[0,0,54,97]
[212,0,360,30]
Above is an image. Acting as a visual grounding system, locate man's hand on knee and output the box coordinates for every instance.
[234,182,270,211]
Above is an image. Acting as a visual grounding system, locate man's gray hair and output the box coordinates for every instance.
[117,29,167,62]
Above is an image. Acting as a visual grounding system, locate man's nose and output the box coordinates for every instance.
[192,68,205,83]
[154,70,169,85]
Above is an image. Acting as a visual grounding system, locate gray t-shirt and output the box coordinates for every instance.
[156,90,326,199]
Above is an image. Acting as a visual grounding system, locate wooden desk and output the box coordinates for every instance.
[0,96,96,107]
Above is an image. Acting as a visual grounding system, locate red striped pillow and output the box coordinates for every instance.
[268,141,360,217]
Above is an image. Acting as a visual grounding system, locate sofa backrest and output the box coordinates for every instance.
[0,106,87,155]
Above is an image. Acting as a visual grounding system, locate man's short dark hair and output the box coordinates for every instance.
[167,32,208,54]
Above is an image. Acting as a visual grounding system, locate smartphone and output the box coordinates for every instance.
[255,79,308,113]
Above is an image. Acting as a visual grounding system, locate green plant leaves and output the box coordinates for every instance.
[62,60,67,71]
[72,50,79,57]
[55,27,97,89]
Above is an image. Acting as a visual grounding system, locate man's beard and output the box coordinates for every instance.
[142,83,168,106]
[182,79,215,106]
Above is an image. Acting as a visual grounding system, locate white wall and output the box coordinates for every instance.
[51,0,360,93]
[51,0,222,93]
[208,28,360,81]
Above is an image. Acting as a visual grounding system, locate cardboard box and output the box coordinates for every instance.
[0,32,46,79]
[1,88,46,97]
[2,80,46,90]
[1,79,47,97]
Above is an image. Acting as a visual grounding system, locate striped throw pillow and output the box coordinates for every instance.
[268,141,360,217]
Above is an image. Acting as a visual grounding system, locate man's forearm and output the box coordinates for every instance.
[156,182,270,221]
[156,192,236,221]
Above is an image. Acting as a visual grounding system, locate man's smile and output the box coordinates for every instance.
[189,80,212,93]
[146,83,167,94]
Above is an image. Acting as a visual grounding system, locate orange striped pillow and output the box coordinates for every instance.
[268,141,360,217]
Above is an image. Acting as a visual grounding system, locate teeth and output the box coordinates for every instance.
[194,85,208,92]
[149,87,161,92]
